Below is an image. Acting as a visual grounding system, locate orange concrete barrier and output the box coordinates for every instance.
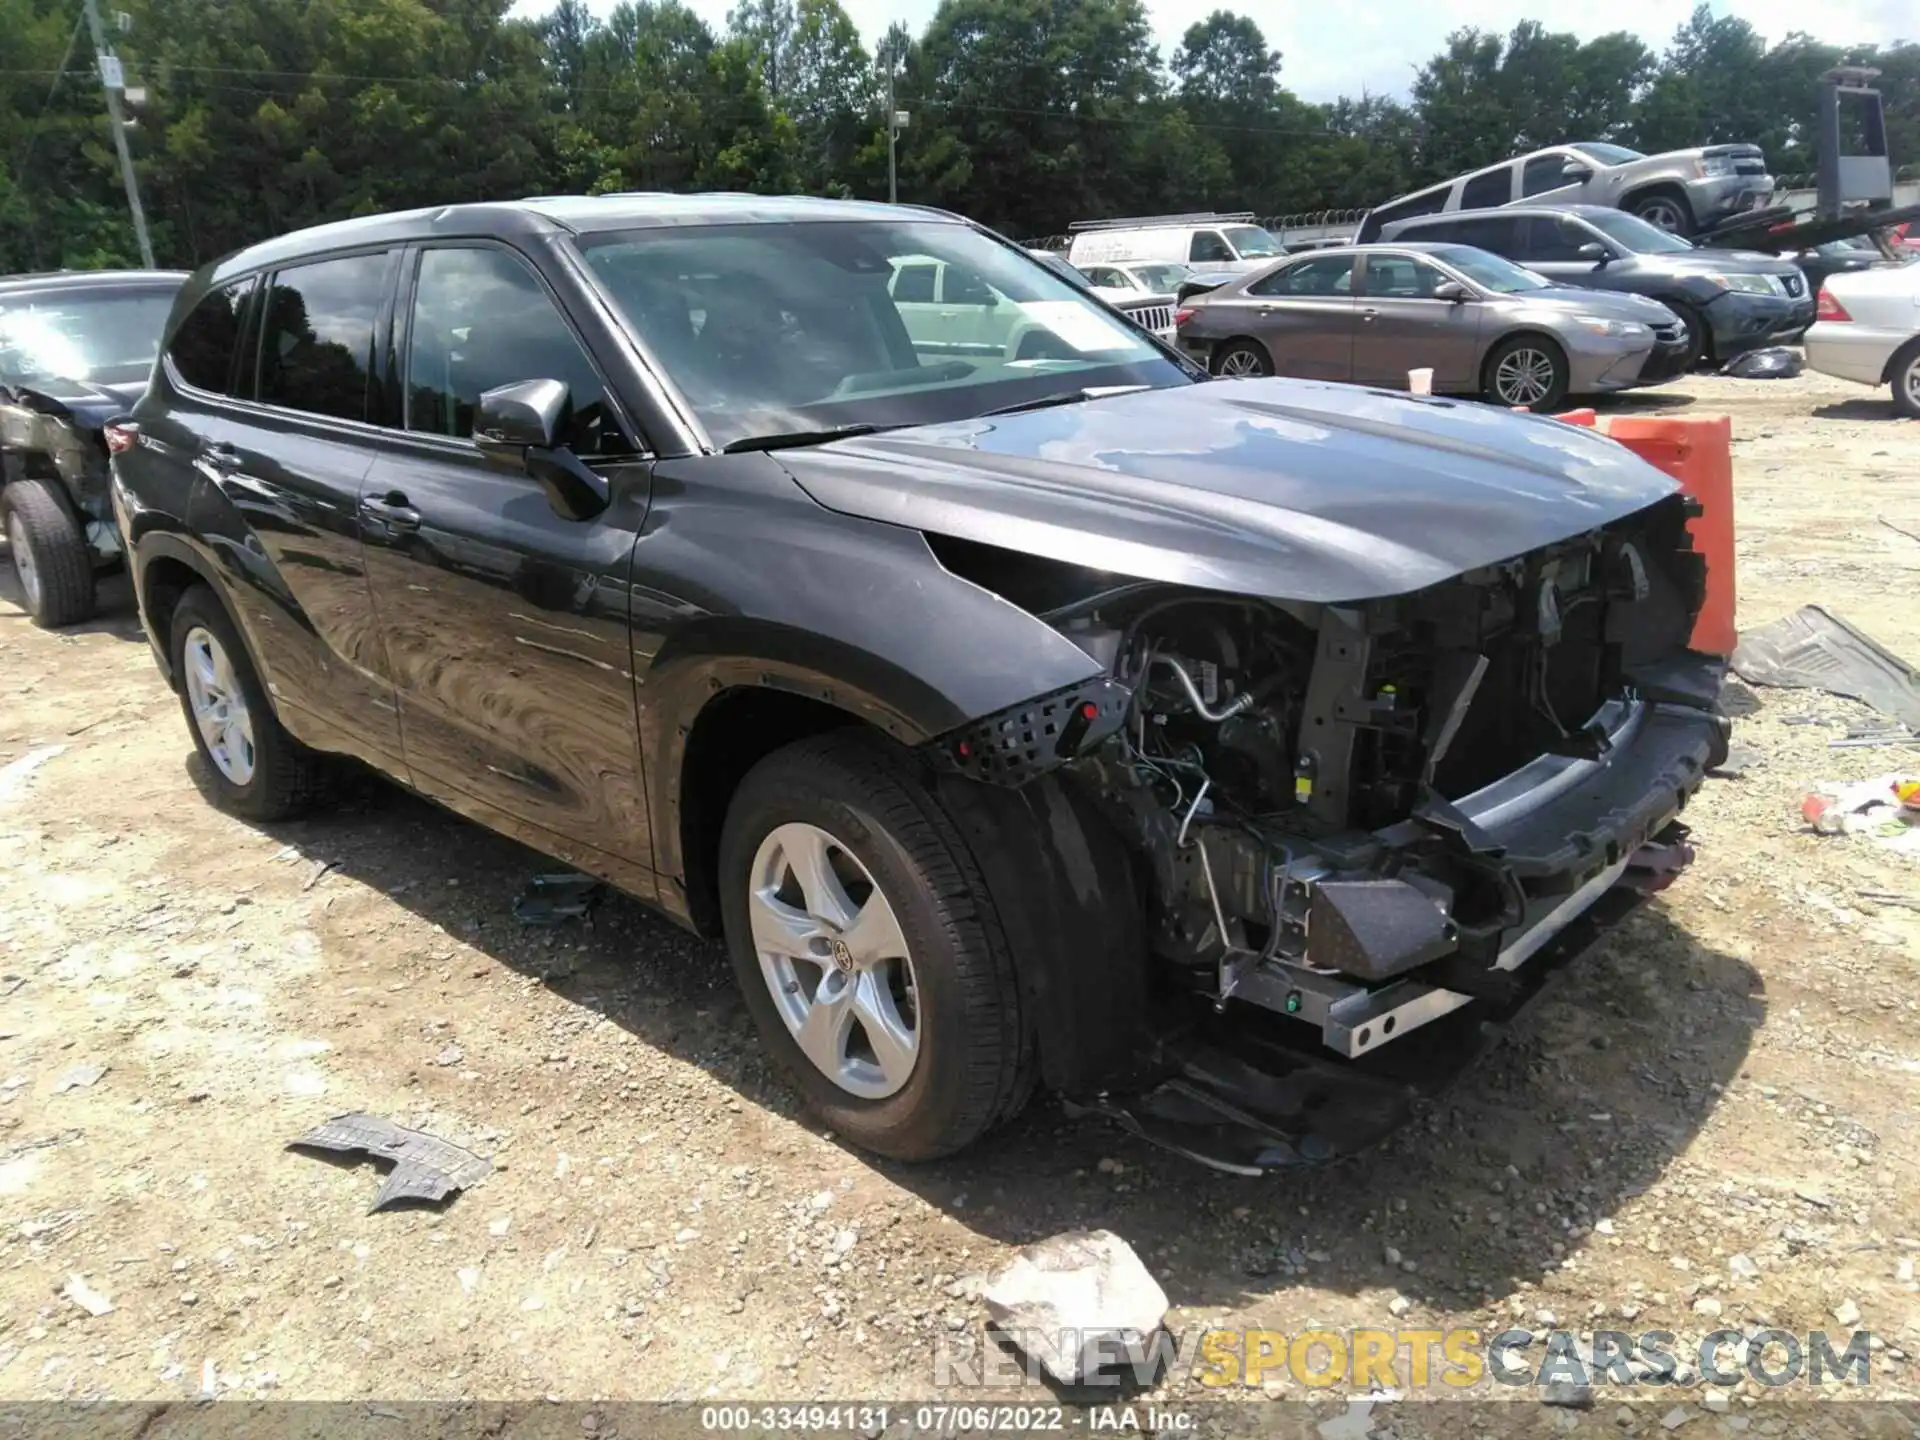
[1600,414,1736,656]
[1550,408,1599,428]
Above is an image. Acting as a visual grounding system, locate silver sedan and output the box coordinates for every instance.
[1176,242,1691,410]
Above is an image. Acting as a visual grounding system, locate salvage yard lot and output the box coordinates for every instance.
[1,372,1918,1422]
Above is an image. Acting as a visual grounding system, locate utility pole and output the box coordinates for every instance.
[885,70,908,206]
[886,69,898,205]
[80,0,155,268]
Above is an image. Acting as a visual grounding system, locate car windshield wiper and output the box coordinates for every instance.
[980,384,1150,418]
[721,423,894,454]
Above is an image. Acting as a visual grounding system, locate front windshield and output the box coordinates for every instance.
[1224,225,1285,259]
[1433,246,1551,294]
[1130,263,1193,292]
[1580,210,1694,254]
[579,221,1188,449]
[1571,143,1645,165]
[0,288,177,388]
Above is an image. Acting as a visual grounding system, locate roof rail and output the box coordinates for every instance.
[1066,211,1256,233]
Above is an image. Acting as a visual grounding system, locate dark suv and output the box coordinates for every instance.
[114,195,1726,1170]
[2,269,186,624]
[1380,205,1813,365]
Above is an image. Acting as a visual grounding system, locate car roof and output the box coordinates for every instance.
[1395,204,1619,225]
[209,194,968,284]
[0,268,190,297]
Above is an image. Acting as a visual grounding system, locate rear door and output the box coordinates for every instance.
[937,261,1013,356]
[1238,253,1359,380]
[190,250,406,768]
[358,241,657,883]
[1351,252,1482,390]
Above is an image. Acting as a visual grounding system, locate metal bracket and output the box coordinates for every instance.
[1297,607,1370,828]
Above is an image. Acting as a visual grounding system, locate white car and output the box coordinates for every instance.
[1066,213,1287,274]
[1805,263,1920,418]
[1075,261,1195,299]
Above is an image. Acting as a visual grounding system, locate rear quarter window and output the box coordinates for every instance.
[166,281,252,395]
[1460,168,1513,209]
[255,251,393,422]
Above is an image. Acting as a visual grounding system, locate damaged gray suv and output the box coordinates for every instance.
[113,195,1727,1170]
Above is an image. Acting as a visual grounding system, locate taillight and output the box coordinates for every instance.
[1816,288,1852,322]
[1174,307,1194,328]
[103,421,139,454]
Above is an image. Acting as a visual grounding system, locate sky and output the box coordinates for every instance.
[532,0,1915,103]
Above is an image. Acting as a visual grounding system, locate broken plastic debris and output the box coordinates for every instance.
[512,871,605,927]
[1719,346,1802,380]
[1732,605,1920,729]
[289,1113,492,1212]
[52,1064,107,1094]
[63,1274,114,1316]
[1800,774,1920,855]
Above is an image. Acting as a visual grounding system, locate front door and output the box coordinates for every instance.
[358,241,657,888]
[1351,253,1482,391]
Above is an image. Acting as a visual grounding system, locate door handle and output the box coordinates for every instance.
[1361,309,1379,323]
[204,443,242,471]
[360,491,422,531]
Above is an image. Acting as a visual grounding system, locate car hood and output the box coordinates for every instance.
[777,378,1681,605]
[1527,287,1677,322]
[3,375,146,428]
[1649,251,1805,280]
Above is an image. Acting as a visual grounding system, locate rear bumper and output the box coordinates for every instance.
[1805,322,1906,387]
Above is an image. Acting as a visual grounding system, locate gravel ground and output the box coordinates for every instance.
[1,370,1917,1433]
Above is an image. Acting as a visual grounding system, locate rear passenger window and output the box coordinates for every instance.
[1189,231,1234,264]
[1248,254,1356,297]
[166,281,251,395]
[256,252,391,421]
[1460,168,1512,209]
[405,246,633,459]
[1449,216,1523,254]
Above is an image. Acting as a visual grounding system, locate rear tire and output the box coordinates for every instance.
[1890,340,1920,420]
[1483,334,1570,412]
[1211,338,1273,378]
[168,585,326,821]
[718,730,1032,1161]
[2,479,95,628]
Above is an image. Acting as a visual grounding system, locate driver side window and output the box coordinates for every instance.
[404,246,635,458]
[1189,231,1234,264]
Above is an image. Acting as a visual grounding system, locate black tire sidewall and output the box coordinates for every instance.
[1891,344,1920,419]
[1669,300,1708,369]
[1214,339,1271,377]
[2,478,94,626]
[1486,335,1569,411]
[167,587,297,818]
[718,743,1006,1160]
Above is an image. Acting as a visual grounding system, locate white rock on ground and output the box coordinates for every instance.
[1833,1299,1862,1327]
[980,1229,1168,1386]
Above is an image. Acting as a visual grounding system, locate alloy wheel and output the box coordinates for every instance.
[6,513,40,614]
[1217,346,1265,378]
[182,625,257,786]
[1637,197,1687,233]
[1902,357,1920,414]
[748,821,920,1100]
[1494,348,1556,407]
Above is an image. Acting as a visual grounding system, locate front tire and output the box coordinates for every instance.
[1633,190,1695,237]
[1669,299,1710,369]
[2,479,95,627]
[718,731,1031,1161]
[1211,338,1273,378]
[1483,334,1570,411]
[168,585,326,821]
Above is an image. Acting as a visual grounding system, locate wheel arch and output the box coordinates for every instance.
[1880,333,1920,387]
[1211,335,1273,374]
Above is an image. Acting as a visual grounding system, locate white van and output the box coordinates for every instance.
[1065,212,1287,273]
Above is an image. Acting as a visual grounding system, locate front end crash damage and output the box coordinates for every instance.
[923,492,1728,1174]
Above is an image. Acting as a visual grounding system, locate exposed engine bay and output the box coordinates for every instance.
[930,491,1727,1086]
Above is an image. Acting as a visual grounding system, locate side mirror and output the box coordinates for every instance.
[1432,280,1469,302]
[1561,163,1593,182]
[476,378,566,454]
[474,377,610,522]
[1577,242,1611,266]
